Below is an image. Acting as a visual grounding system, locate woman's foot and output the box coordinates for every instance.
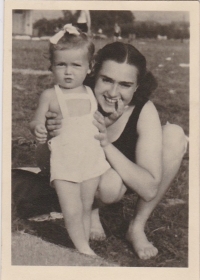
[90,209,106,241]
[126,221,158,260]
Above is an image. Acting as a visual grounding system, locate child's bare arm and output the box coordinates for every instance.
[29,89,52,143]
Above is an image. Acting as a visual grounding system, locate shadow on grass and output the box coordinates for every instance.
[12,187,188,267]
[12,152,188,267]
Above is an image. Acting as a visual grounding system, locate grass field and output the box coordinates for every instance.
[12,37,189,267]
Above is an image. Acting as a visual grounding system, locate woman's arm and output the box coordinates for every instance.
[94,101,162,201]
[45,97,124,136]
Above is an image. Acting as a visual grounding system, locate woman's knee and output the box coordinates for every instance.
[162,123,188,159]
[98,168,126,204]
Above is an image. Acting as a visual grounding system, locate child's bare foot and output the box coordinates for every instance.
[90,209,106,241]
[126,221,158,260]
[79,247,97,256]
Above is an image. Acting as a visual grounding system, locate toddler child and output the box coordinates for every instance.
[29,24,110,256]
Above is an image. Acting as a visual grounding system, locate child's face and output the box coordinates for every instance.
[52,48,91,89]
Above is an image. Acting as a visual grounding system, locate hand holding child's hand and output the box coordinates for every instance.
[93,111,110,148]
[34,124,47,144]
[45,111,62,137]
[104,99,125,127]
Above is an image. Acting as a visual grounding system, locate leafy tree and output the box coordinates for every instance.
[62,10,74,23]
[33,11,189,39]
[90,11,135,36]
[34,10,135,37]
[33,18,66,36]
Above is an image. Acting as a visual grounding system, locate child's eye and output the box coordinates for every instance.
[73,63,81,67]
[56,63,65,67]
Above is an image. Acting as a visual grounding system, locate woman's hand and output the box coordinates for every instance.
[34,123,47,144]
[45,111,62,137]
[93,111,110,148]
[104,99,125,127]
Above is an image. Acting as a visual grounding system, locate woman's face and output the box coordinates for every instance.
[94,60,138,114]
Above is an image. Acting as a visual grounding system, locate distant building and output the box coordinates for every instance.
[12,10,33,35]
[12,10,63,36]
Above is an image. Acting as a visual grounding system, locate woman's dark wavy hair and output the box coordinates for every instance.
[85,42,157,105]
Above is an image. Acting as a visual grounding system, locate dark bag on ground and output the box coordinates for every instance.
[12,169,60,219]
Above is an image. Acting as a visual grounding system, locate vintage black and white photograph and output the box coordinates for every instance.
[2,1,200,279]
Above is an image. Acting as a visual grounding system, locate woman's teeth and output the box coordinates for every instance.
[105,96,121,103]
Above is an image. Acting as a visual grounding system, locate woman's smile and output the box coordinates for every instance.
[104,96,122,104]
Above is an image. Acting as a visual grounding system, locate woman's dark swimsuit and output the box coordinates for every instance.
[112,98,148,193]
[112,99,148,163]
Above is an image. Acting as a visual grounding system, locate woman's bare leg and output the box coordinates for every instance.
[126,124,188,260]
[90,124,188,258]
[54,180,96,255]
[90,208,106,241]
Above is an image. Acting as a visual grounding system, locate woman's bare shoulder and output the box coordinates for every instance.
[143,100,157,111]
[137,100,161,132]
[140,100,159,119]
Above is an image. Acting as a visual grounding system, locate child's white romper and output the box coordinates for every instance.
[48,85,110,183]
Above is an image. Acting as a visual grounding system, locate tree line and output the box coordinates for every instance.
[33,10,189,40]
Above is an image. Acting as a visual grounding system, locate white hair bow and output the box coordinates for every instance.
[50,24,80,44]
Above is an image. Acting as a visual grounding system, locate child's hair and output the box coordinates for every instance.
[90,42,157,104]
[49,27,95,70]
